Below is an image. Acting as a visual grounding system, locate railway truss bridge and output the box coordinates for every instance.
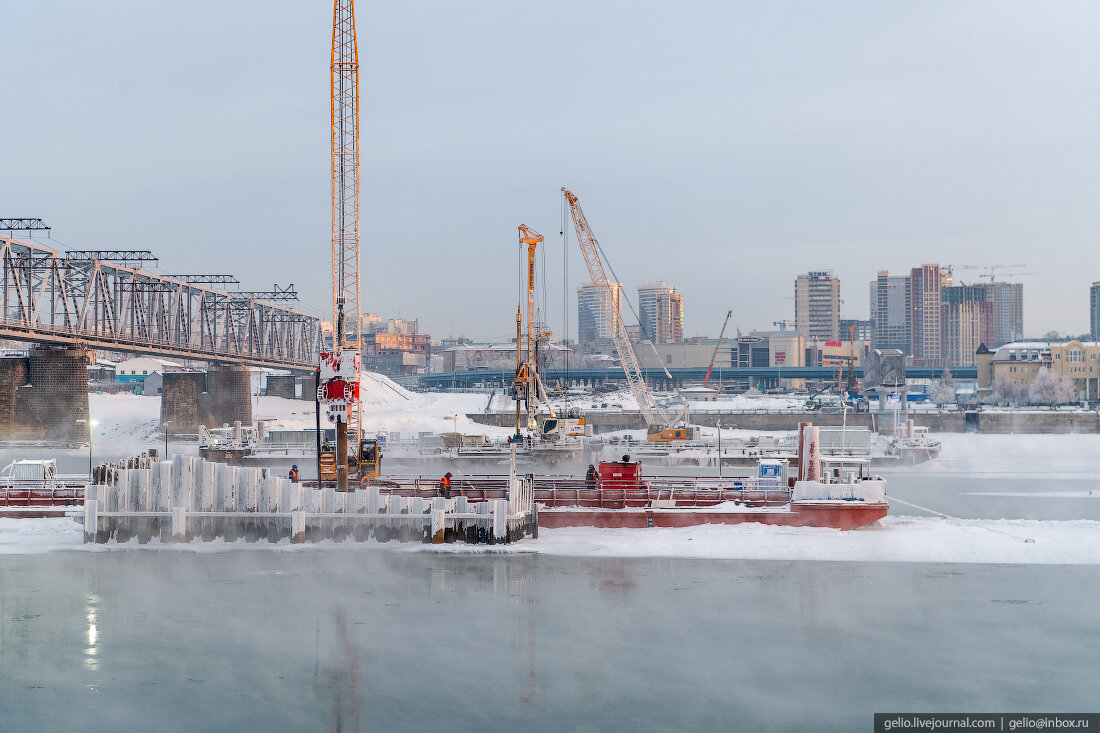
[0,235,320,370]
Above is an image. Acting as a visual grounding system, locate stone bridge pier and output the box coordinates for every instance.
[0,345,90,442]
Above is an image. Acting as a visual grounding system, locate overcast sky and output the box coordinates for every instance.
[3,2,1098,341]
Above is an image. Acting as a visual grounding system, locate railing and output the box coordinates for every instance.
[0,477,88,507]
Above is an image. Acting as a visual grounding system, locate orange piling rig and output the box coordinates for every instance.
[319,0,363,492]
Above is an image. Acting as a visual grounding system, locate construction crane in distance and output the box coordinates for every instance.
[561,188,693,443]
[513,225,550,434]
[703,309,733,389]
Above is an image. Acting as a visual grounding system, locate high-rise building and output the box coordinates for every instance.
[1091,283,1100,341]
[910,264,949,366]
[637,282,684,343]
[869,271,911,354]
[577,282,622,345]
[940,284,994,366]
[984,281,1023,347]
[795,271,840,340]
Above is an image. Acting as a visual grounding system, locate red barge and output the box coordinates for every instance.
[371,424,888,531]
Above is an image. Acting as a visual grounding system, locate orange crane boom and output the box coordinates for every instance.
[703,309,732,388]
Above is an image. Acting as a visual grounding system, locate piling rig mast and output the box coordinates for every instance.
[318,0,363,491]
[561,189,691,441]
[512,225,557,434]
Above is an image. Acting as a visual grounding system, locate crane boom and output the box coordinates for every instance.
[703,309,732,388]
[562,188,671,428]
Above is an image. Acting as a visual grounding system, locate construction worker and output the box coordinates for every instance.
[289,465,300,483]
[438,471,452,499]
[585,464,598,490]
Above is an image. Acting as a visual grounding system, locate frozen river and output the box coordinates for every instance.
[2,431,1100,730]
[2,551,1097,732]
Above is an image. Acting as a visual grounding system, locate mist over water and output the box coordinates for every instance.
[1,551,1096,732]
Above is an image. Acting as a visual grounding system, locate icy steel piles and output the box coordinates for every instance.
[82,455,536,545]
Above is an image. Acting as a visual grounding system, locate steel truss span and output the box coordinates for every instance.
[0,236,320,369]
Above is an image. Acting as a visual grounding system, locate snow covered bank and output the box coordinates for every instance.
[6,515,1100,565]
[526,517,1100,564]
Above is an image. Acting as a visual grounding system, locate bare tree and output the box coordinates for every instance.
[1028,367,1075,408]
[991,376,1025,406]
[927,368,956,407]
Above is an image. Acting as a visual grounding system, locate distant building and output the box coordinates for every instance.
[637,282,683,343]
[361,313,419,336]
[577,282,622,345]
[985,281,1023,347]
[635,339,735,369]
[989,340,1100,401]
[362,332,431,376]
[141,371,164,396]
[839,318,872,343]
[1091,283,1100,341]
[869,271,911,354]
[443,341,572,373]
[115,357,183,383]
[795,271,840,340]
[940,284,993,367]
[910,264,949,366]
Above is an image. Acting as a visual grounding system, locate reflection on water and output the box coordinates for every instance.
[1,551,1097,732]
[84,594,98,673]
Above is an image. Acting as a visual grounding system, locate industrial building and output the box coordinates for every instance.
[795,271,840,340]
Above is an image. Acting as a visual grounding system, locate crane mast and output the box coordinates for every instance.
[561,188,671,428]
[513,225,555,432]
[319,0,362,492]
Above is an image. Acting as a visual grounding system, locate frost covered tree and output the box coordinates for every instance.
[1027,367,1075,407]
[991,376,1025,406]
[927,368,956,407]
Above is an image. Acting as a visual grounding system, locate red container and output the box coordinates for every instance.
[598,461,642,491]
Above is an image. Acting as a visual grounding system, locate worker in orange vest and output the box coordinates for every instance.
[438,471,452,499]
[289,465,300,483]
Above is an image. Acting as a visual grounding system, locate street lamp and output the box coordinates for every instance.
[452,415,459,435]
[717,419,723,480]
[77,419,98,478]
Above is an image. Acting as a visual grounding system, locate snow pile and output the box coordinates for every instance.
[83,373,514,449]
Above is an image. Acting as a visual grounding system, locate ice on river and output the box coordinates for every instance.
[4,515,1099,565]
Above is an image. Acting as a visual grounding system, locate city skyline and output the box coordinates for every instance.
[2,3,1097,341]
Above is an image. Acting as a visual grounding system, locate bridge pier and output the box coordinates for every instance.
[159,365,252,435]
[160,372,206,434]
[0,345,89,442]
[265,374,296,399]
[205,364,252,427]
